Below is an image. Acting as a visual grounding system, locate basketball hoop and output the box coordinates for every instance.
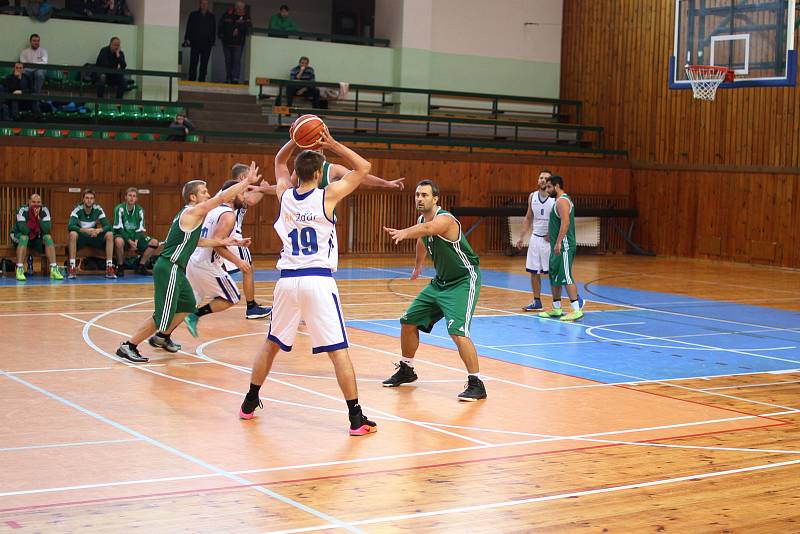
[685,65,734,101]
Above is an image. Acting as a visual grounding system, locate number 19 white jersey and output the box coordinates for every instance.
[274,187,338,272]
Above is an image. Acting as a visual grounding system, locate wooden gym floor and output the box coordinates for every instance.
[1,255,799,532]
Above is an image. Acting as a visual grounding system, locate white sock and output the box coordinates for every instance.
[16,263,23,269]
[50,263,57,268]
[571,300,581,312]
[106,259,113,267]
[552,301,561,309]
[69,259,76,267]
[469,373,481,380]
[401,357,414,367]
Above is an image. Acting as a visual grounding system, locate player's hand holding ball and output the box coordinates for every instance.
[290,114,327,149]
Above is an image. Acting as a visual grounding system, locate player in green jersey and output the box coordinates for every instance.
[112,187,160,277]
[538,175,585,322]
[67,189,115,279]
[11,193,63,281]
[382,179,486,401]
[115,163,261,363]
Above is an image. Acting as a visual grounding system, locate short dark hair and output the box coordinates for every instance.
[299,56,309,63]
[416,179,440,197]
[222,179,239,191]
[182,180,206,203]
[280,4,289,10]
[110,36,120,44]
[546,175,564,189]
[30,33,40,41]
[83,188,95,197]
[539,169,552,176]
[126,187,138,194]
[231,163,249,180]
[294,150,325,183]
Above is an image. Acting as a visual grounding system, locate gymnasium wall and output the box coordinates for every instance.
[0,14,140,68]
[0,140,624,257]
[560,0,800,268]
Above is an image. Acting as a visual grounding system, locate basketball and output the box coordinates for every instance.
[291,114,326,149]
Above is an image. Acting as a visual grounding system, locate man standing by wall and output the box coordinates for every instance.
[218,1,251,84]
[183,0,216,82]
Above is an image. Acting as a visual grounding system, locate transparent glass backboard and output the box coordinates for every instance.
[671,0,797,88]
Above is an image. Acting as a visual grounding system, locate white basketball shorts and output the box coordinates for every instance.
[526,234,550,274]
[222,245,252,273]
[186,263,241,304]
[268,270,349,354]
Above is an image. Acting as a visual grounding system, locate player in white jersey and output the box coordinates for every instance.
[517,169,554,311]
[183,180,253,338]
[222,164,273,320]
[240,130,377,437]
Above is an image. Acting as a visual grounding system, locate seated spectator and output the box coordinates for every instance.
[67,189,116,279]
[113,187,159,276]
[29,0,55,21]
[20,33,47,94]
[269,4,298,32]
[2,62,41,120]
[168,112,195,141]
[11,193,63,281]
[95,36,127,99]
[218,1,251,84]
[286,56,320,108]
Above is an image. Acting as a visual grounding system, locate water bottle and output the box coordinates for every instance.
[27,255,33,275]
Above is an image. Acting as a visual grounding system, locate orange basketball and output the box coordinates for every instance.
[291,114,326,149]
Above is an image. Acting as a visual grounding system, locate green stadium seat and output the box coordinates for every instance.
[163,106,185,119]
[115,132,135,141]
[43,129,65,138]
[0,128,15,136]
[45,69,68,88]
[91,130,112,140]
[142,105,164,120]
[67,130,88,138]
[120,104,142,120]
[137,133,156,141]
[185,134,202,143]
[20,129,40,137]
[96,103,119,119]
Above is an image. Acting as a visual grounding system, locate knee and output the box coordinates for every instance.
[69,231,78,241]
[114,236,124,245]
[104,232,113,242]
[148,239,159,247]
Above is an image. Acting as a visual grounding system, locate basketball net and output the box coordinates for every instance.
[685,65,733,101]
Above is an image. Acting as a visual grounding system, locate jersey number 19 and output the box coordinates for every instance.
[289,227,318,256]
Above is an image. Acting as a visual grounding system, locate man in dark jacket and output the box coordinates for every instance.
[2,62,40,120]
[287,56,320,108]
[183,0,215,82]
[218,1,251,84]
[95,36,127,98]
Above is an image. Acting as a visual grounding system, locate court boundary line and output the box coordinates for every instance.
[0,438,141,453]
[0,368,362,533]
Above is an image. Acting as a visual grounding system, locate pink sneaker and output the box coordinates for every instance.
[349,413,377,436]
[239,397,262,420]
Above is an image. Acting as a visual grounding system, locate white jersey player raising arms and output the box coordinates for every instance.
[517,169,554,311]
[240,130,378,436]
[222,164,274,320]
[183,179,253,338]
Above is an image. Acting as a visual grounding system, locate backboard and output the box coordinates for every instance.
[670,0,797,89]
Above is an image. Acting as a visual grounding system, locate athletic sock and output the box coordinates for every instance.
[69,259,76,268]
[552,301,562,309]
[346,398,361,416]
[570,299,580,312]
[106,259,113,267]
[16,263,23,269]
[246,383,261,401]
[195,304,213,317]
[246,300,257,308]
[155,331,168,340]
[50,263,57,268]
[124,340,137,349]
[469,373,482,380]
[401,357,415,367]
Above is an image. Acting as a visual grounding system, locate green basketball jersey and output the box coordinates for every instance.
[160,207,202,269]
[319,161,333,188]
[548,193,576,252]
[68,204,110,232]
[421,208,480,287]
[113,203,146,240]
